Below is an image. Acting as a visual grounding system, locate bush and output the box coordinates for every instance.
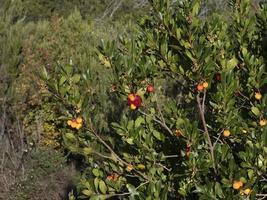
[42,0,267,199]
[21,9,132,148]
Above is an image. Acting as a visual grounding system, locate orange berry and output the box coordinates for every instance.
[203,82,209,88]
[197,84,204,91]
[67,120,72,126]
[107,173,119,181]
[233,180,243,190]
[75,123,82,130]
[70,122,77,128]
[126,164,134,172]
[255,92,262,100]
[128,93,135,101]
[223,129,231,137]
[175,130,183,137]
[260,119,267,126]
[76,117,83,124]
[107,175,113,181]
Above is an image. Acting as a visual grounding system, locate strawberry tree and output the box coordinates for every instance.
[41,0,267,199]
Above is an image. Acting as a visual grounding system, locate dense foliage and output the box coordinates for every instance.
[1,0,267,199]
[39,0,267,199]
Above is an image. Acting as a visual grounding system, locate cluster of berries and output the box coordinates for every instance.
[127,84,154,110]
[233,180,252,196]
[67,117,83,130]
[196,81,209,92]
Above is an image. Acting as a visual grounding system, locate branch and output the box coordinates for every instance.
[88,121,149,181]
[163,155,179,159]
[156,98,166,125]
[256,194,267,200]
[197,93,217,173]
[212,129,224,147]
[105,180,150,198]
[138,110,173,136]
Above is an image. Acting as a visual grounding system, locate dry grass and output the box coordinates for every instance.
[0,131,78,200]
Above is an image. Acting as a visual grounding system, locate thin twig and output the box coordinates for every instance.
[105,180,150,198]
[138,110,173,136]
[156,98,166,125]
[156,163,172,172]
[163,155,179,158]
[213,130,223,148]
[197,94,217,173]
[92,151,115,161]
[256,194,267,200]
[202,90,206,111]
[0,97,6,140]
[88,121,149,180]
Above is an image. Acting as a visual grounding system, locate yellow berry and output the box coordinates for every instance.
[255,92,262,100]
[75,123,82,130]
[203,82,209,88]
[76,117,83,124]
[243,188,252,195]
[130,104,137,110]
[223,129,231,137]
[260,119,267,127]
[67,120,72,126]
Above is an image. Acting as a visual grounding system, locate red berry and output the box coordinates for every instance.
[133,95,142,108]
[147,84,154,93]
[185,146,191,157]
[215,73,221,82]
[127,94,142,110]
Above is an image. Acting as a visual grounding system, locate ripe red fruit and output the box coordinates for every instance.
[127,93,142,110]
[147,84,154,93]
[214,73,221,82]
[185,146,191,157]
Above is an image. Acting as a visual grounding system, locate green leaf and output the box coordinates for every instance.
[251,106,260,116]
[176,28,181,40]
[83,147,92,155]
[72,74,81,83]
[92,169,101,177]
[126,138,134,145]
[227,57,238,70]
[153,130,164,141]
[178,187,187,196]
[82,189,92,197]
[94,178,99,190]
[215,182,223,198]
[135,116,144,127]
[99,180,108,194]
[65,133,76,141]
[192,1,200,16]
[59,76,67,85]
